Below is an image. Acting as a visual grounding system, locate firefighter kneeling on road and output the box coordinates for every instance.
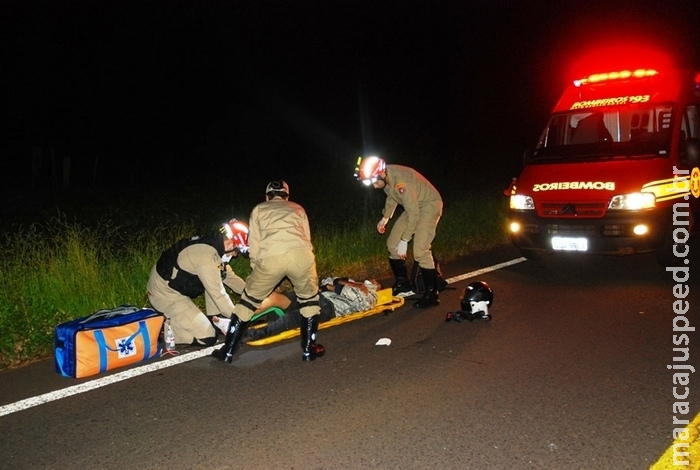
[212,180,325,363]
[147,219,249,346]
[356,155,444,308]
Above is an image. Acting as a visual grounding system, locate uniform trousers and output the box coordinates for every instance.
[235,248,320,321]
[386,204,442,269]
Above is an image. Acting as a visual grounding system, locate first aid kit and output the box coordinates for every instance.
[54,305,164,378]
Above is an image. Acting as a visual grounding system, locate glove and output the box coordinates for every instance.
[237,246,249,255]
[213,316,231,335]
[376,217,389,234]
[395,239,409,258]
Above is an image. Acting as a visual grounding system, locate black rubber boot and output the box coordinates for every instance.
[300,315,325,362]
[388,258,413,296]
[434,258,448,292]
[211,315,249,363]
[413,268,440,308]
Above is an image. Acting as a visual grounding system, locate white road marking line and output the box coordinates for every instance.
[0,257,527,418]
[445,257,527,284]
[0,346,216,417]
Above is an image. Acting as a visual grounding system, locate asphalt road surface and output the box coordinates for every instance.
[1,244,698,470]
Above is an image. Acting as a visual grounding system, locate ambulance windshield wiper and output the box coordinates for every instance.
[570,152,659,161]
[527,147,569,162]
[528,154,565,163]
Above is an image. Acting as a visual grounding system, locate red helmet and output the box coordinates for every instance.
[356,156,386,185]
[221,219,249,251]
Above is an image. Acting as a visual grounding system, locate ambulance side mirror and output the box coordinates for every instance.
[683,138,700,167]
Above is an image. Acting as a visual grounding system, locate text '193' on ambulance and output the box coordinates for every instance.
[506,60,700,266]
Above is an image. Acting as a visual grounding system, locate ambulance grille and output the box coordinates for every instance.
[538,203,606,218]
[545,224,597,236]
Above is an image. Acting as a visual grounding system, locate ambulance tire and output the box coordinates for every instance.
[655,234,678,267]
[655,241,671,266]
[655,211,694,267]
[519,248,545,260]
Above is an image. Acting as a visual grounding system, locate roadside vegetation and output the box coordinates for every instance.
[0,182,509,370]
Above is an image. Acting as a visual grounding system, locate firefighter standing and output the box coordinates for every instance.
[212,180,325,363]
[147,219,249,346]
[356,156,443,308]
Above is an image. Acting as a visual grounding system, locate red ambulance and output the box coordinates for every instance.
[507,66,700,264]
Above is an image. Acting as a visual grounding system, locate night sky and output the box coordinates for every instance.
[1,0,699,206]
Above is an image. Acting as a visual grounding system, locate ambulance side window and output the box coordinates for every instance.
[683,104,699,139]
[680,105,700,166]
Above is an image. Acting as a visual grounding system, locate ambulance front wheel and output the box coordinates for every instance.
[655,211,695,267]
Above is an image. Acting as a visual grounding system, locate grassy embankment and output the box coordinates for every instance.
[0,192,508,370]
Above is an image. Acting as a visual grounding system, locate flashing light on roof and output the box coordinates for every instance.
[574,69,658,87]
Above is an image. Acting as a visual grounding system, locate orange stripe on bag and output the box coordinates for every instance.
[75,316,163,378]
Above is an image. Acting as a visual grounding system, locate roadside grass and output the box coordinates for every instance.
[0,192,508,370]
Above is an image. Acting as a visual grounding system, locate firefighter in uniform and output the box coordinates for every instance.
[212,180,325,363]
[356,156,443,308]
[147,219,249,346]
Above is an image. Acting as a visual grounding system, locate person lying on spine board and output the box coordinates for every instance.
[214,277,381,340]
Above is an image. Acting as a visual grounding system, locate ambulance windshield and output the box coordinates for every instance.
[532,104,673,161]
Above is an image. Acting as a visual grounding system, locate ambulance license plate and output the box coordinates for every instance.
[551,236,588,252]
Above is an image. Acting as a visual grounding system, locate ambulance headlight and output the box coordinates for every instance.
[510,195,534,210]
[608,192,656,210]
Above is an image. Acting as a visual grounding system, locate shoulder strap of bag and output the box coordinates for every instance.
[81,305,141,324]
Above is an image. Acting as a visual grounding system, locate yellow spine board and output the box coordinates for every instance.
[247,296,405,346]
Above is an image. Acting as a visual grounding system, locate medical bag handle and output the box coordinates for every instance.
[80,305,141,324]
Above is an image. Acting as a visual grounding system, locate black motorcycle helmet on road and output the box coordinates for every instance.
[445,281,493,322]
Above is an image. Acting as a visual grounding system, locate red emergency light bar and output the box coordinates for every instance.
[574,69,658,87]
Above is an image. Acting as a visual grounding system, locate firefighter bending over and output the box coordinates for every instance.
[356,156,444,308]
[212,180,325,363]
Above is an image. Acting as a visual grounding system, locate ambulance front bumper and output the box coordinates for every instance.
[507,208,669,255]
